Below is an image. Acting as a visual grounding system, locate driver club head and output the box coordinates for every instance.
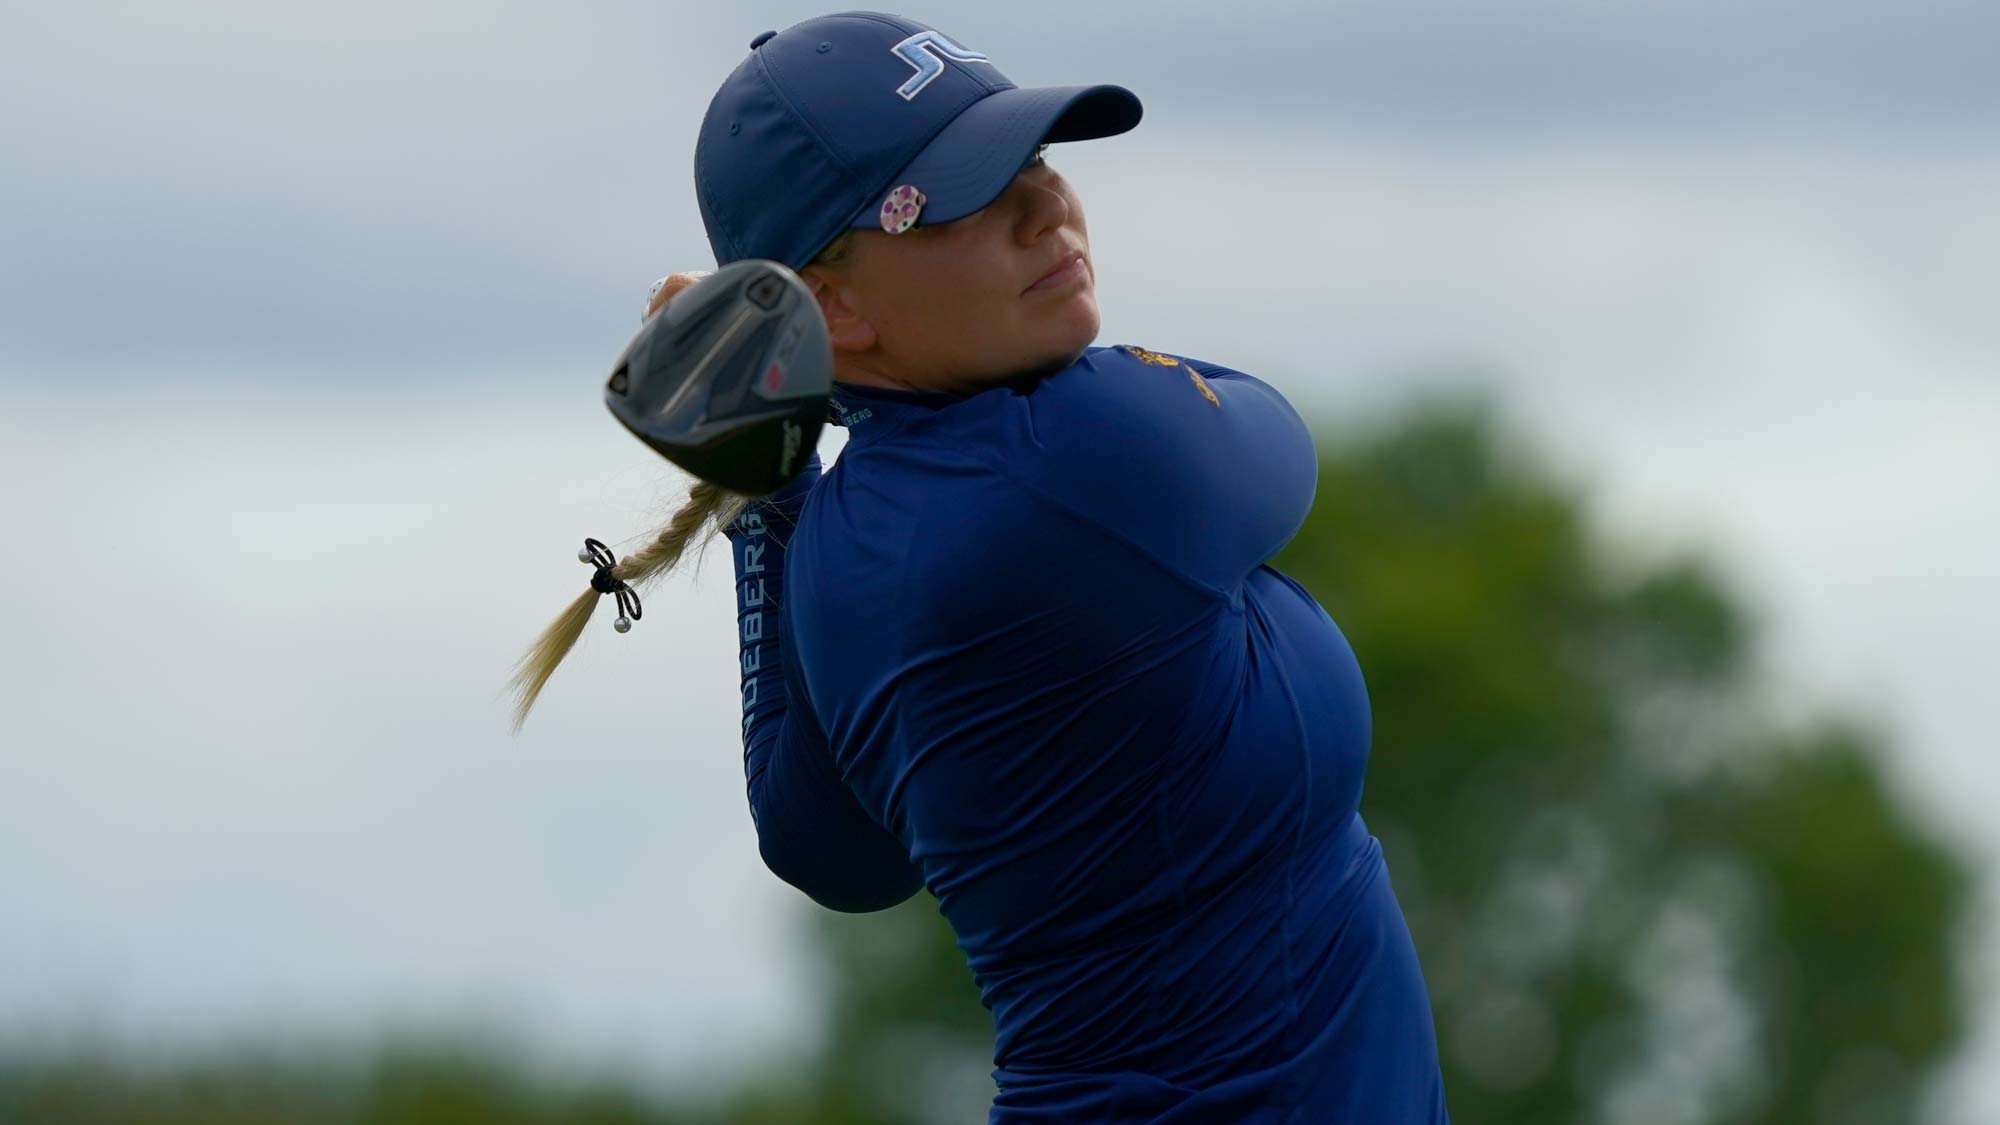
[603,259,831,496]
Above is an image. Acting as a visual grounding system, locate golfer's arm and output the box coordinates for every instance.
[728,476,923,913]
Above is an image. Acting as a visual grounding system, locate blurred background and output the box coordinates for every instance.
[2,1,1994,1122]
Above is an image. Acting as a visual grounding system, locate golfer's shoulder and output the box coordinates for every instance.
[877,345,1224,463]
[1004,344,1273,459]
[807,343,1271,578]
[978,343,1270,496]
[851,344,1243,529]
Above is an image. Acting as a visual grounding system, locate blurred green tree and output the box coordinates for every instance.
[727,403,1973,1125]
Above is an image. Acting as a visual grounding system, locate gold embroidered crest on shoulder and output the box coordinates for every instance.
[1120,345,1180,367]
[1183,364,1220,407]
[1119,345,1220,407]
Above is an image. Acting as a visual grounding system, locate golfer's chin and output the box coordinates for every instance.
[952,300,1100,390]
[1024,292,1100,365]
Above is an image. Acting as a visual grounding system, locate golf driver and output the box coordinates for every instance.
[603,259,831,496]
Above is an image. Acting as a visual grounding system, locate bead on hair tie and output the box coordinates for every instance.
[578,537,642,633]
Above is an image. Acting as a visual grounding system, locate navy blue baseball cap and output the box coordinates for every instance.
[694,11,1142,270]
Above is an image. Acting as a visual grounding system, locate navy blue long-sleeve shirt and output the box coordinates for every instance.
[725,344,1447,1124]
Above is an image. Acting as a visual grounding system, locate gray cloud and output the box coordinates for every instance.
[3,0,1996,371]
[1007,0,2000,128]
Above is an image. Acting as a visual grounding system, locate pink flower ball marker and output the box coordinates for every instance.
[879,184,927,233]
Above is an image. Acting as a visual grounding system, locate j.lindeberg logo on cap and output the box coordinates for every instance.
[891,30,989,100]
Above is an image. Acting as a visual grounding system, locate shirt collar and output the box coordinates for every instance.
[827,380,965,436]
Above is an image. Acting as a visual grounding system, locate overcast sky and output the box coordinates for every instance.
[3,2,1996,1121]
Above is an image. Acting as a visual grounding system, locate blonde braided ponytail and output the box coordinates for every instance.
[506,480,750,733]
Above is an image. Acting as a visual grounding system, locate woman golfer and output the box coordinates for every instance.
[516,12,1448,1123]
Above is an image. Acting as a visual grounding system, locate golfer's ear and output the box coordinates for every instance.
[801,268,878,354]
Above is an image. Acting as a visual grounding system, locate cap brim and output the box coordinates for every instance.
[846,84,1142,232]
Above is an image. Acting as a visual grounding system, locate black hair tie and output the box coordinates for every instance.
[578,537,642,634]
